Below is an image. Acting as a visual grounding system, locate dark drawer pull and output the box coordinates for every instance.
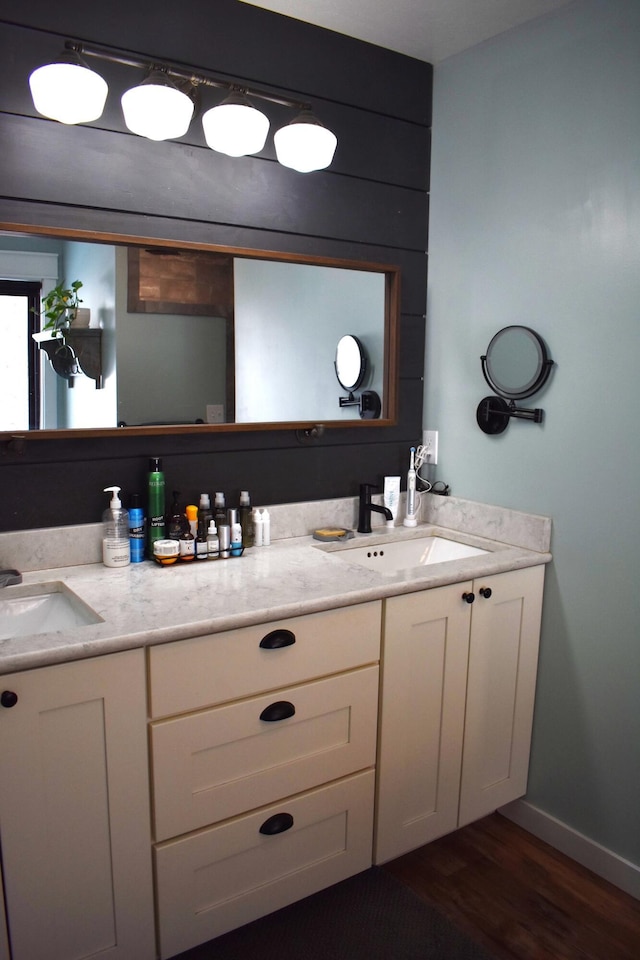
[479,587,493,599]
[259,628,296,649]
[259,812,294,836]
[462,592,475,604]
[1,690,18,708]
[260,700,296,723]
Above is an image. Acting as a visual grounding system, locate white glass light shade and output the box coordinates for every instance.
[202,94,269,157]
[273,110,337,173]
[121,72,194,141]
[29,60,108,125]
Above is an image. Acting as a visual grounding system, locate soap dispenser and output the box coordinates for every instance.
[102,486,131,568]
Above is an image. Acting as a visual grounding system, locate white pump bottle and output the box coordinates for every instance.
[102,486,131,567]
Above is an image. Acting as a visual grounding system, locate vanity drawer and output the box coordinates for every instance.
[147,601,381,718]
[150,664,379,841]
[154,768,375,960]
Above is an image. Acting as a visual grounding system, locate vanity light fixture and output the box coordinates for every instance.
[121,69,195,141]
[29,41,338,171]
[273,108,338,173]
[28,48,108,125]
[201,89,270,157]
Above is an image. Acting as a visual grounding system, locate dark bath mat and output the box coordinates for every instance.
[169,866,496,960]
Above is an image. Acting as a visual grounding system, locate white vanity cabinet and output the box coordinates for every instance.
[0,649,155,960]
[147,601,381,960]
[375,565,545,864]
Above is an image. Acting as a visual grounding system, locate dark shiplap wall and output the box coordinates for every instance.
[0,0,431,531]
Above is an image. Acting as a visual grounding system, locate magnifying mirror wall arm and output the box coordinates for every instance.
[476,325,554,436]
[477,395,544,430]
[338,390,381,419]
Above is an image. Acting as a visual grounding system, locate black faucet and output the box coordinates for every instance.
[357,483,393,534]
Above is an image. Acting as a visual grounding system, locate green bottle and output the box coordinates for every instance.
[147,457,166,556]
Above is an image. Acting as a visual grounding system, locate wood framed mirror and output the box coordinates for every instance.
[0,222,400,440]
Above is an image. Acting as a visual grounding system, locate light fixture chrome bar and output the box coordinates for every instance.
[66,41,311,112]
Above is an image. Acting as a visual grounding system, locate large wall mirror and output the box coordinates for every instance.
[0,223,399,440]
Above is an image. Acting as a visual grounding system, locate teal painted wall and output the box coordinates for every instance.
[426,0,640,865]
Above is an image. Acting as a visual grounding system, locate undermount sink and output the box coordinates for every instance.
[329,535,488,575]
[0,582,103,640]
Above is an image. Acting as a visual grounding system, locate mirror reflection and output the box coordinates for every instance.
[335,335,366,392]
[0,227,397,436]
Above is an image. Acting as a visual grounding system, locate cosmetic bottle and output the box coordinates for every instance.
[383,476,400,529]
[214,491,227,526]
[167,491,186,540]
[253,507,264,546]
[198,493,213,536]
[239,490,254,547]
[218,523,231,559]
[147,457,166,555]
[179,523,195,562]
[262,507,271,546]
[128,493,145,564]
[102,486,130,568]
[196,493,212,560]
[229,509,243,557]
[207,520,219,560]
[185,504,198,539]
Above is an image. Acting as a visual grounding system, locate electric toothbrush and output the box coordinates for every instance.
[403,446,418,527]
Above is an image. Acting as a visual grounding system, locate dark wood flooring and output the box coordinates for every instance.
[383,813,640,960]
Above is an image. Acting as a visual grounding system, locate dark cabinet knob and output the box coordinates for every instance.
[259,700,296,723]
[259,812,294,835]
[1,690,18,708]
[479,587,492,599]
[259,629,296,649]
[462,592,475,604]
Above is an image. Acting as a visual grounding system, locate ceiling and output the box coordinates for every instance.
[239,0,574,63]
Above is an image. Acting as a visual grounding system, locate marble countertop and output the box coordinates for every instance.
[0,519,551,675]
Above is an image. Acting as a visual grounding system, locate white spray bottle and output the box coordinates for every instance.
[403,447,418,527]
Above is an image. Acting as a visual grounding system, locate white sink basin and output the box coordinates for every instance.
[0,582,102,640]
[330,535,488,574]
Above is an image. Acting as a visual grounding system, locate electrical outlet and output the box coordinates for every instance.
[423,429,439,464]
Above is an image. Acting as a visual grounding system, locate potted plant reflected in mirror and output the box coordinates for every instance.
[32,280,85,381]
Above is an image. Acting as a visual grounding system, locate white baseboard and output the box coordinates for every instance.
[499,799,640,900]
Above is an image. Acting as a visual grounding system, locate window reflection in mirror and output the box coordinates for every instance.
[0,226,398,436]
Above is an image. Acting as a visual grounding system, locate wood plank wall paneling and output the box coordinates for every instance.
[0,1,431,532]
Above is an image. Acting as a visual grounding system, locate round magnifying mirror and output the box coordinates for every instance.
[335,335,366,392]
[482,326,552,400]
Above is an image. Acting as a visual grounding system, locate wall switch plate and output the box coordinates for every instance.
[206,404,224,424]
[423,429,438,464]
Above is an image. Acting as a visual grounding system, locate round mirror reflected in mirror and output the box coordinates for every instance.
[335,334,366,392]
[481,325,552,400]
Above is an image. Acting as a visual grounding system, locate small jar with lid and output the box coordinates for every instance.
[153,539,181,565]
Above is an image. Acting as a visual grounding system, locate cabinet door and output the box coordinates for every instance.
[0,649,155,960]
[0,862,9,960]
[458,565,544,826]
[375,581,472,863]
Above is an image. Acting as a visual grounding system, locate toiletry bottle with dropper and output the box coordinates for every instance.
[207,520,219,560]
[102,486,131,568]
